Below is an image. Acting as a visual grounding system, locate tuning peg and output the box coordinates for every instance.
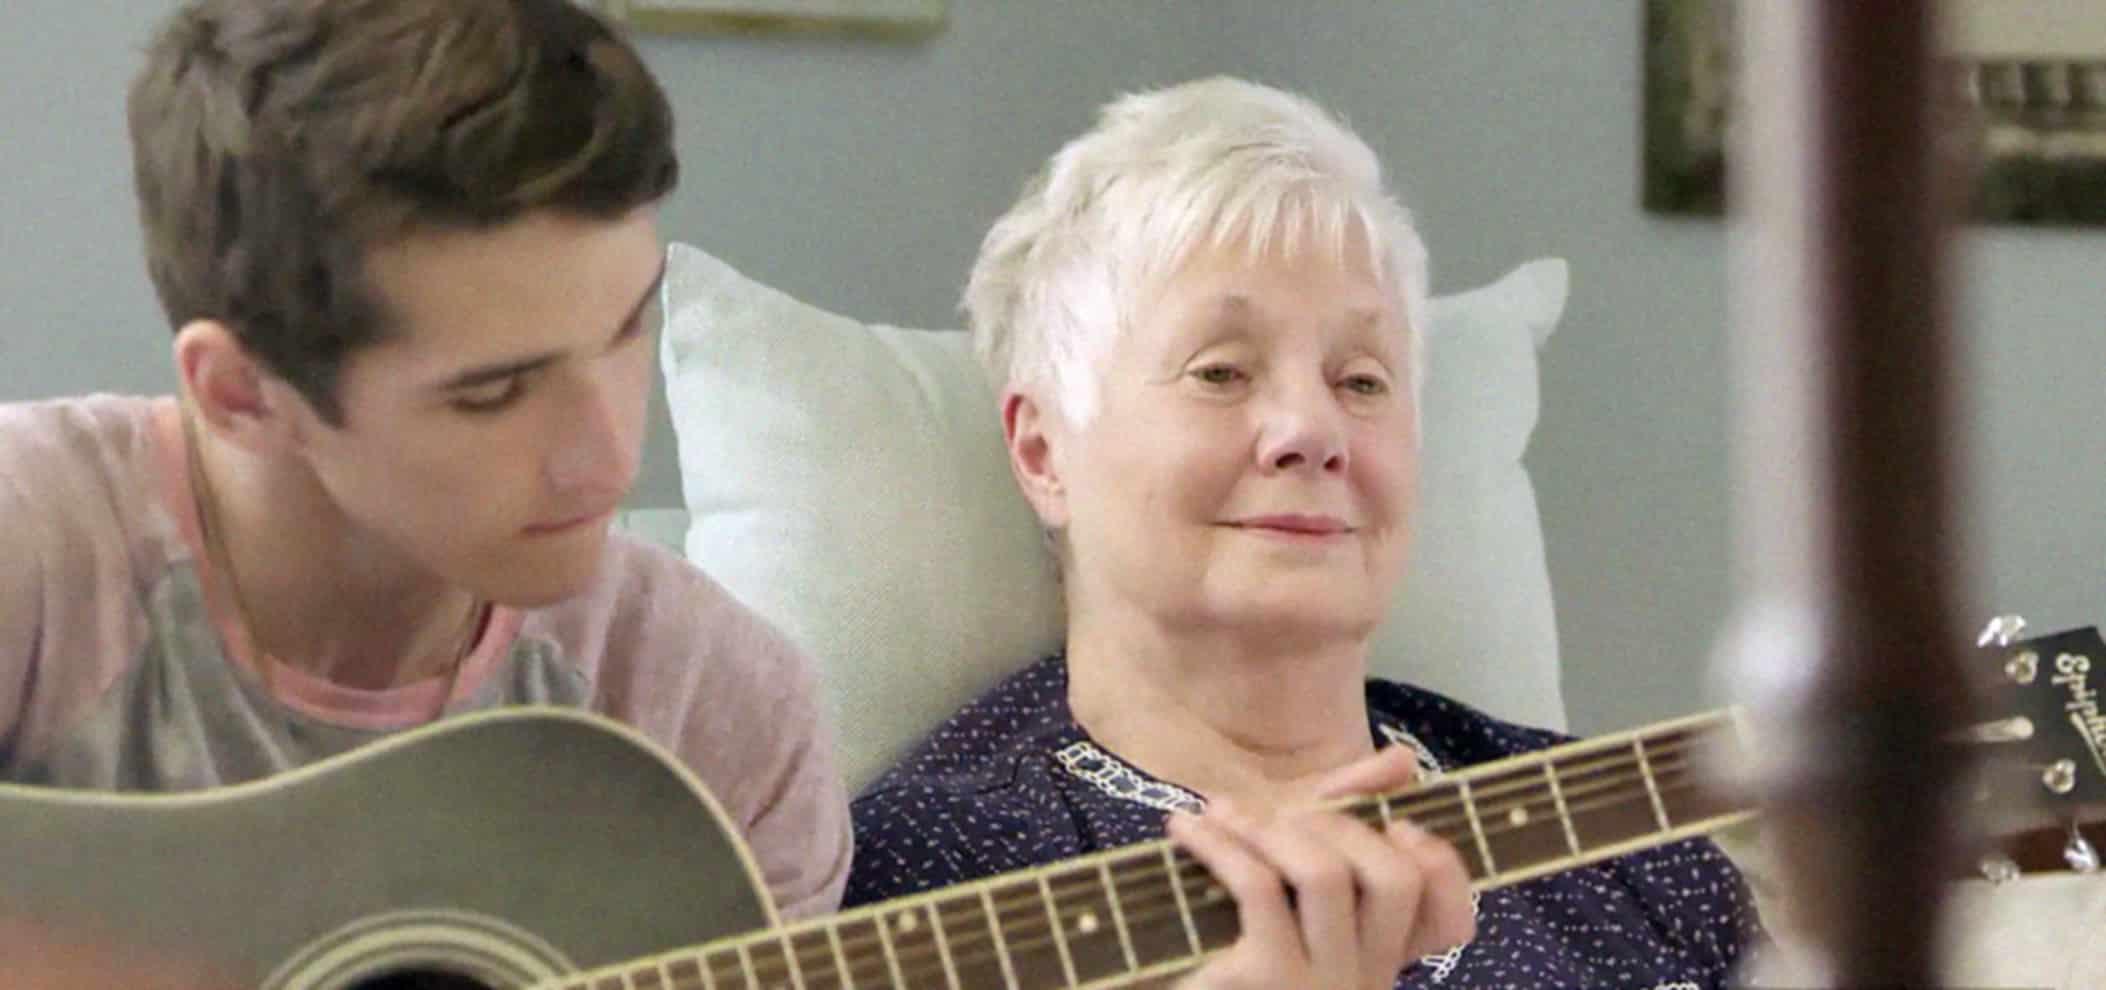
[1978,614,2028,649]
[2005,650,2039,685]
[1977,853,2020,884]
[1952,716,2034,744]
[2043,759,2078,795]
[2065,822,2101,874]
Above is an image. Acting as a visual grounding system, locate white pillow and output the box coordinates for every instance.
[661,242,1569,791]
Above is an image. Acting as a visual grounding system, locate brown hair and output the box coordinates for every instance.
[129,0,678,423]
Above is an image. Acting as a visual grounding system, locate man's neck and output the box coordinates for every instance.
[191,430,480,691]
[1064,607,1377,812]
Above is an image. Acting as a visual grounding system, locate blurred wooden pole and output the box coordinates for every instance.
[1727,0,1975,985]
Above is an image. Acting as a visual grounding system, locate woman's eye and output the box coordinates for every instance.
[450,378,526,414]
[1191,365,1246,386]
[1342,374,1390,396]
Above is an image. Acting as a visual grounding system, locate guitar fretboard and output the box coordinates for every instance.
[548,710,1752,990]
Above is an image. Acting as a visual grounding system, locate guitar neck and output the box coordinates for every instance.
[551,710,1755,990]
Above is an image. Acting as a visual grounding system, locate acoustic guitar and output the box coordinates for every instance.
[3,622,2099,989]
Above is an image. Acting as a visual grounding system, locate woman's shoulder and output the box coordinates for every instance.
[846,656,1092,901]
[1364,677,1572,766]
[858,654,1078,797]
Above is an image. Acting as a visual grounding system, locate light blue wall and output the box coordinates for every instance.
[4,0,2101,734]
[0,1,176,400]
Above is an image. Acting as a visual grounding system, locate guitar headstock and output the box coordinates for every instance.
[1961,616,2106,869]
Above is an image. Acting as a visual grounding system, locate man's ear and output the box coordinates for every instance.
[172,321,311,453]
[1000,387,1071,531]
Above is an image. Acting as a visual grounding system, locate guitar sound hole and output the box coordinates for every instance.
[350,972,492,990]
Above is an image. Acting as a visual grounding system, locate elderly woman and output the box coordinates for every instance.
[846,77,1760,989]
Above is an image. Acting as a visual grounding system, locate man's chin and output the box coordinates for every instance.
[473,544,609,609]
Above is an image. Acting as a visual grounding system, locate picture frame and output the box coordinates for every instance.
[594,0,946,38]
[1643,0,2106,226]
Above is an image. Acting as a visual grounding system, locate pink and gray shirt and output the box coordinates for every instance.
[0,394,851,919]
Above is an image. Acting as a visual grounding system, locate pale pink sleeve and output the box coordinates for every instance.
[675,612,855,922]
[0,398,162,772]
[584,544,854,921]
[0,469,44,754]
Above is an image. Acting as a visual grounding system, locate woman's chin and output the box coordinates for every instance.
[1208,589,1383,645]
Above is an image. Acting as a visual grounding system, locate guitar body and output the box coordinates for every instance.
[0,707,773,988]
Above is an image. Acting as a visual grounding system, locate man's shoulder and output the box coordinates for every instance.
[0,395,171,564]
[533,533,766,642]
[0,395,164,494]
[518,532,818,705]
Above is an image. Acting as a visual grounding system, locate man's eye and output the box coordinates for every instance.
[451,378,525,414]
[614,305,657,346]
[1192,365,1246,386]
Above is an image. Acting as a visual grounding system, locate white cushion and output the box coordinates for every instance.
[660,241,1569,791]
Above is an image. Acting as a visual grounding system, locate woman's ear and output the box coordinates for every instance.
[1001,387,1070,530]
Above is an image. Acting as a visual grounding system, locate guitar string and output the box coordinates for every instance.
[572,736,1732,990]
[574,739,1727,989]
[603,769,1726,990]
[578,750,1725,990]
[748,735,1721,973]
[596,766,1728,990]
[708,761,1726,990]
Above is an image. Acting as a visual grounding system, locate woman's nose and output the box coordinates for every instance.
[1257,391,1348,475]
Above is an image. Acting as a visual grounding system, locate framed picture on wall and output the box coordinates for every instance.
[1644,0,2106,226]
[593,0,945,37]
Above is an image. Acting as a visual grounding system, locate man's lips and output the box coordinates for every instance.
[523,508,612,536]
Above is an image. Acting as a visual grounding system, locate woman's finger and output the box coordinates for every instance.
[1213,809,1373,988]
[1390,819,1479,959]
[1313,744,1422,803]
[1299,810,1425,984]
[1166,808,1300,987]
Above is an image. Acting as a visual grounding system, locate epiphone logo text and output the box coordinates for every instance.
[2051,652,2106,782]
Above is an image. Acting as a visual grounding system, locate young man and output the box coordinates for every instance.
[0,0,849,954]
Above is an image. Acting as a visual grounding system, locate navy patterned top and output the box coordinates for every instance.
[846,655,1761,990]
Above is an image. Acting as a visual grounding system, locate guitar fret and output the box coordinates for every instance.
[687,952,718,990]
[736,942,759,990]
[1633,738,1672,830]
[1458,777,1497,878]
[782,932,808,990]
[1163,845,1203,957]
[1038,873,1081,988]
[660,954,709,990]
[873,909,906,988]
[1098,860,1140,973]
[1542,762,1582,854]
[917,903,957,990]
[979,886,1021,989]
[825,922,855,990]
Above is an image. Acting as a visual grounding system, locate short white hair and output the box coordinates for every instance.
[964,76,1430,425]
